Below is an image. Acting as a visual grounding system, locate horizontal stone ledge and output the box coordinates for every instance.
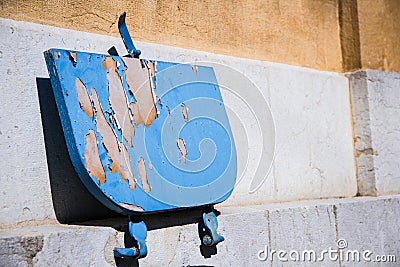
[1,195,398,266]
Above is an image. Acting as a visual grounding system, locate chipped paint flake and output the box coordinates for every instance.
[191,65,198,73]
[138,157,151,192]
[127,175,136,190]
[119,202,144,212]
[182,103,189,122]
[76,78,94,117]
[69,52,77,66]
[148,162,153,170]
[177,138,188,164]
[91,88,136,189]
[102,56,135,146]
[148,60,156,77]
[84,130,106,185]
[55,51,60,60]
[109,115,116,126]
[124,59,158,126]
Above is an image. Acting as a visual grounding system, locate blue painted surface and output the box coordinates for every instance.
[203,211,224,246]
[114,220,148,258]
[44,49,237,215]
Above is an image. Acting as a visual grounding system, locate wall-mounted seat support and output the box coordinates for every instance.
[202,211,224,246]
[114,217,148,259]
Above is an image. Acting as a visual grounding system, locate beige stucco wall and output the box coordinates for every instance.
[1,0,343,71]
[357,0,400,72]
[1,0,399,72]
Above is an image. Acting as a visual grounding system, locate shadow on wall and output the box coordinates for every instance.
[36,77,119,223]
[36,77,221,263]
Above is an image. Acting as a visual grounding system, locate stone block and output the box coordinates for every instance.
[348,70,400,195]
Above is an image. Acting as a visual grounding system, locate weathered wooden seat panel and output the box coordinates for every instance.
[44,49,237,215]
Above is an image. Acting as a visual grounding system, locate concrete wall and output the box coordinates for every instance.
[357,0,400,72]
[0,17,357,225]
[2,0,400,73]
[0,15,399,267]
[0,0,343,71]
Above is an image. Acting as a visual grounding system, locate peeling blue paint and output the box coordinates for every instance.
[44,49,237,215]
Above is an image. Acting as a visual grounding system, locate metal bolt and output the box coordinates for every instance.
[202,235,213,246]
